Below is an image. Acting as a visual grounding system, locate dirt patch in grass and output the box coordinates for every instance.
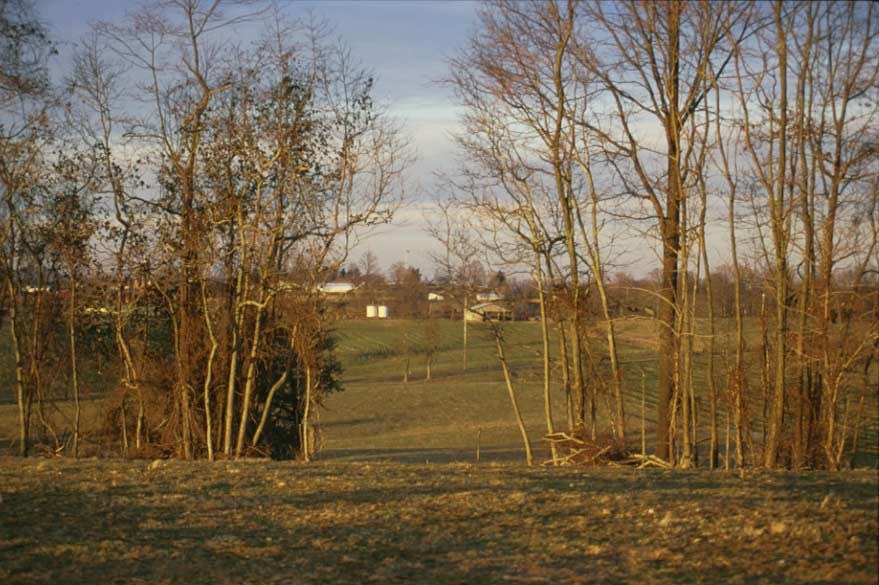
[1,458,876,584]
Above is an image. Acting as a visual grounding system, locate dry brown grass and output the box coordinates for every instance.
[1,457,876,584]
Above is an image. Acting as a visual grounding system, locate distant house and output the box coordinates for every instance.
[317,282,357,295]
[465,301,512,322]
[475,291,502,302]
[428,292,445,302]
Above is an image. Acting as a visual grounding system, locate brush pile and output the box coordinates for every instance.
[544,428,670,468]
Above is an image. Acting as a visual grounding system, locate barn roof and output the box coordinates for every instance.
[470,301,510,311]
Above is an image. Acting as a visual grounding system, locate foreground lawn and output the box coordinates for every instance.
[1,458,876,584]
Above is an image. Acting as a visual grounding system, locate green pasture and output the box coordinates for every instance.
[324,317,878,466]
[1,317,876,465]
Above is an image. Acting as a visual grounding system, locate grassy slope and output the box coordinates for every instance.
[1,458,877,584]
[1,320,877,584]
[1,317,876,465]
[322,319,553,462]
[321,318,879,466]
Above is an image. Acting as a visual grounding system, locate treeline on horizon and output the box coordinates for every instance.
[1,0,877,470]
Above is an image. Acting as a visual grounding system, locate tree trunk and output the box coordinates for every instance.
[302,365,312,462]
[764,2,790,470]
[493,326,533,466]
[698,188,719,469]
[656,2,683,464]
[535,253,557,464]
[235,306,264,457]
[224,262,247,455]
[68,274,81,458]
[7,278,28,457]
[574,168,625,443]
[679,253,693,468]
[200,280,217,461]
[557,319,574,431]
[252,325,297,449]
[462,294,469,371]
[791,4,816,469]
[656,213,680,462]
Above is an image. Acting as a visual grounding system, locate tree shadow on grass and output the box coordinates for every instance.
[318,418,380,429]
[341,363,501,385]
[319,445,526,464]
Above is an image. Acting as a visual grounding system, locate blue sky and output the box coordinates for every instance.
[34,1,739,280]
[40,0,481,277]
[289,1,477,180]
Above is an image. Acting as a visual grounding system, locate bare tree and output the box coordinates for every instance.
[574,0,750,462]
[72,1,408,460]
[0,0,56,457]
[449,1,594,434]
[45,150,98,457]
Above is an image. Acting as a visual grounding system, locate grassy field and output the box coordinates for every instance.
[319,318,878,467]
[321,319,554,463]
[2,317,877,465]
[1,319,878,584]
[1,457,877,584]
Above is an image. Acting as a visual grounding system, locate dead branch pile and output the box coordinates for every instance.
[544,429,672,468]
[620,454,672,469]
[544,429,629,466]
